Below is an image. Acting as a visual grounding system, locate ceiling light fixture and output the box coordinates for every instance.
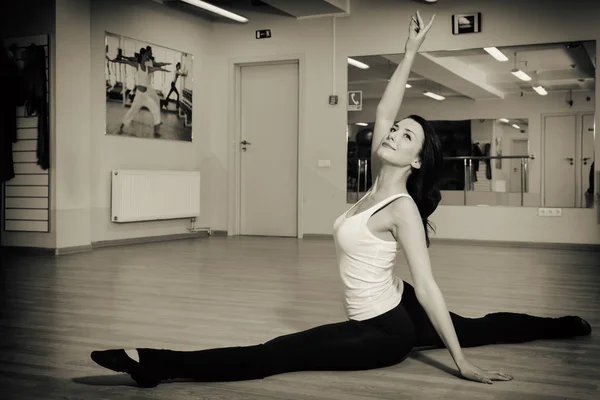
[348,57,370,69]
[499,118,509,123]
[180,0,249,23]
[511,69,532,81]
[483,47,508,62]
[532,85,548,96]
[355,122,368,126]
[512,124,521,129]
[405,83,412,88]
[423,91,445,101]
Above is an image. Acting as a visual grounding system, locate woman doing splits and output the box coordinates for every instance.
[91,12,591,388]
[114,47,169,138]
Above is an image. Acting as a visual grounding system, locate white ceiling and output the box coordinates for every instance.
[349,41,596,101]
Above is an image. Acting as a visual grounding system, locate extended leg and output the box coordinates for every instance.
[120,91,145,133]
[400,282,591,349]
[91,313,416,387]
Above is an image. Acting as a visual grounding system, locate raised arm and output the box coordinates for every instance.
[112,58,138,68]
[390,198,511,384]
[148,66,170,74]
[370,11,434,180]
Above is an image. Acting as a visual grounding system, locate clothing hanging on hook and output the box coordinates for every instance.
[0,42,21,182]
[21,43,49,170]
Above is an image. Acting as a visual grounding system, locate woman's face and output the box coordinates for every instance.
[375,118,425,169]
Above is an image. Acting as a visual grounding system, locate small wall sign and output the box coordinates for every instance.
[256,29,272,39]
[452,13,481,35]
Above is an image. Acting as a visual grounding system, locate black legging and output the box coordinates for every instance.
[165,81,179,104]
[137,281,584,382]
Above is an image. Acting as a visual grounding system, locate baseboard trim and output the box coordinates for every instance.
[2,246,56,255]
[55,244,94,255]
[92,232,210,249]
[429,238,600,252]
[6,231,596,254]
[3,230,229,256]
[299,235,599,251]
[302,234,333,240]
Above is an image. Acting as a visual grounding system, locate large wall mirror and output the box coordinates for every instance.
[347,40,596,209]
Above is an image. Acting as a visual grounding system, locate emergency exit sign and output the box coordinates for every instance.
[256,29,272,39]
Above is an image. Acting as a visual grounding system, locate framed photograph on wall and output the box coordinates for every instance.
[104,32,193,142]
[452,13,481,35]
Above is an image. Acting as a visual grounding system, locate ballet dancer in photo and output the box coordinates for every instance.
[91,11,591,388]
[113,47,170,137]
[162,62,186,110]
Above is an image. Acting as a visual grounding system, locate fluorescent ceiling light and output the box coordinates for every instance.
[423,91,445,101]
[532,85,548,95]
[180,0,249,23]
[355,122,368,126]
[512,124,521,129]
[499,118,509,123]
[483,47,508,62]
[405,84,412,88]
[511,69,532,81]
[348,57,370,69]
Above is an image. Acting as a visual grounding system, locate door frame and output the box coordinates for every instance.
[580,113,595,207]
[541,112,580,207]
[510,138,529,193]
[227,54,306,238]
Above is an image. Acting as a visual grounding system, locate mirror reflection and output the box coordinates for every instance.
[347,40,596,208]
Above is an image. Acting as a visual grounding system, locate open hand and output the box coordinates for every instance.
[405,10,435,54]
[458,359,513,384]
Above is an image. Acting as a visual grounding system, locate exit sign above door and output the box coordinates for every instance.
[256,29,272,39]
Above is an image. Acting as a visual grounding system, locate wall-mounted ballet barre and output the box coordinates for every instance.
[444,155,535,207]
[353,155,535,207]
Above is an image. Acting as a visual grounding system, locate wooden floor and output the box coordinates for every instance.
[1,236,599,399]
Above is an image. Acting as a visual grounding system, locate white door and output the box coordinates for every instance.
[544,115,577,207]
[581,114,595,207]
[239,62,299,237]
[510,139,529,193]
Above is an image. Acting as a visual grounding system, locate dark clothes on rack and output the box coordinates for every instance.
[588,162,595,194]
[484,143,492,180]
[0,42,50,181]
[471,143,483,183]
[22,44,49,170]
[0,43,21,182]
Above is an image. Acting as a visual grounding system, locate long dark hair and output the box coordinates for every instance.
[405,114,443,247]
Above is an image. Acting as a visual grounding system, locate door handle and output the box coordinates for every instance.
[583,157,591,165]
[565,157,574,165]
[241,140,251,152]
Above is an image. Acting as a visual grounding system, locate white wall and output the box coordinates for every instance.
[88,0,213,244]
[2,0,213,249]
[2,0,599,249]
[54,0,92,249]
[209,0,600,244]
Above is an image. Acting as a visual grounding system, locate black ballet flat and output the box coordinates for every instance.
[90,349,161,388]
[560,316,592,336]
[576,317,592,336]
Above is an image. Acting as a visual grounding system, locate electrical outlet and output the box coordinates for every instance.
[538,208,562,217]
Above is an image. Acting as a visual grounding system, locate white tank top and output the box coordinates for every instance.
[333,190,411,320]
[137,61,152,87]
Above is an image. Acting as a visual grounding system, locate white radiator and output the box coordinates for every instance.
[111,170,201,223]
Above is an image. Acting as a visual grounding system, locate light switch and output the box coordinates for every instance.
[318,159,331,168]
